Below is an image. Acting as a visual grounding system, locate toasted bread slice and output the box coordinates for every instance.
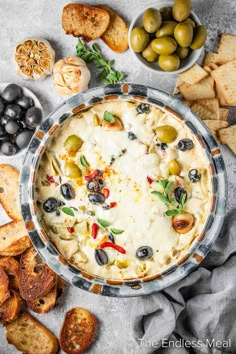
[60,307,97,354]
[57,276,65,298]
[0,235,31,257]
[0,257,20,289]
[27,282,57,314]
[19,247,57,301]
[0,266,10,306]
[97,5,128,53]
[62,3,110,40]
[0,164,21,220]
[0,290,22,323]
[6,312,59,354]
[0,220,30,256]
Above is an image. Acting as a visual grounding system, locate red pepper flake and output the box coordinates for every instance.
[147,176,154,184]
[109,202,117,208]
[84,170,102,180]
[46,175,56,184]
[100,242,126,254]
[102,188,110,199]
[91,223,99,239]
[67,227,74,233]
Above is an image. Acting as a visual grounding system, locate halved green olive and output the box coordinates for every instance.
[142,44,159,62]
[143,8,162,33]
[64,135,83,156]
[156,21,177,38]
[155,125,177,143]
[174,23,193,48]
[168,159,181,175]
[158,54,180,71]
[151,37,177,55]
[190,25,207,49]
[176,46,189,59]
[130,27,149,53]
[172,0,192,22]
[64,162,82,179]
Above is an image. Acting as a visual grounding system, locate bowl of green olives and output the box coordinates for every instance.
[128,0,207,74]
[0,83,43,158]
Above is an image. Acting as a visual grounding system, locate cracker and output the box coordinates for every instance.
[178,64,208,85]
[215,83,228,106]
[173,78,183,95]
[219,108,229,121]
[178,76,215,101]
[196,98,220,120]
[211,59,236,106]
[218,125,236,154]
[181,99,193,107]
[191,102,213,120]
[217,34,236,64]
[203,120,229,141]
[203,51,220,66]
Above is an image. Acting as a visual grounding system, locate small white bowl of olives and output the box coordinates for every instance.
[128,0,207,74]
[0,83,43,158]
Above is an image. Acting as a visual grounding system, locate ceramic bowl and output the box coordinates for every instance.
[20,83,226,297]
[128,1,203,75]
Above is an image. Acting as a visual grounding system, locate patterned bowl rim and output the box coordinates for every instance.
[20,83,227,297]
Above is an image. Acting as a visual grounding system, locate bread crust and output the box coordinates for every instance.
[0,257,20,289]
[0,221,30,256]
[0,290,22,323]
[0,266,10,306]
[27,282,57,314]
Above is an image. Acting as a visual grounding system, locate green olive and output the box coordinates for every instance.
[142,44,159,62]
[156,21,177,38]
[130,27,149,53]
[160,7,173,21]
[158,54,180,71]
[174,23,193,48]
[143,8,162,33]
[176,46,189,59]
[64,135,83,156]
[190,25,207,49]
[155,125,177,143]
[172,0,192,22]
[151,37,177,55]
[64,162,82,179]
[183,18,196,28]
[168,160,181,175]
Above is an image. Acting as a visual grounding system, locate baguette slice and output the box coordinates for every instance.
[0,290,22,323]
[0,256,20,289]
[62,3,110,40]
[27,283,57,314]
[97,5,129,53]
[6,312,59,354]
[0,221,30,256]
[0,266,10,306]
[60,307,97,354]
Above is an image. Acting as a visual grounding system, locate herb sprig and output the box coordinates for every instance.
[165,192,187,216]
[151,179,174,206]
[76,39,125,84]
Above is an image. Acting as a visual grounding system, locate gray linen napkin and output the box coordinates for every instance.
[130,209,236,354]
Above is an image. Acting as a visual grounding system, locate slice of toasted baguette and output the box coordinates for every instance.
[59,307,97,354]
[62,3,110,40]
[0,257,20,289]
[97,5,128,53]
[0,290,22,323]
[19,247,57,301]
[0,266,10,306]
[0,221,30,256]
[6,312,59,354]
[27,282,57,314]
[0,164,21,221]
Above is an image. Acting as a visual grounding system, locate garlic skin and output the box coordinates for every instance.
[53,57,91,96]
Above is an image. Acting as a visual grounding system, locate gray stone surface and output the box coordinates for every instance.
[0,0,235,353]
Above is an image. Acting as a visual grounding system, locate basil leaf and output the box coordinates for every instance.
[110,228,124,235]
[165,209,180,216]
[97,218,110,228]
[80,155,88,167]
[104,112,115,123]
[62,207,75,217]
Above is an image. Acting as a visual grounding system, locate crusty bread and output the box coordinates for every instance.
[0,290,22,323]
[0,221,30,256]
[62,3,110,40]
[59,307,97,354]
[0,257,20,289]
[27,283,57,314]
[19,247,57,301]
[0,164,21,221]
[97,5,128,53]
[0,266,10,306]
[6,312,59,354]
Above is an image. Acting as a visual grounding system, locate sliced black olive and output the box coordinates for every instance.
[128,131,137,140]
[43,197,58,213]
[60,183,75,200]
[87,178,104,192]
[136,246,153,260]
[157,142,168,150]
[4,104,22,120]
[0,142,18,156]
[58,201,66,207]
[0,97,5,115]
[15,95,34,109]
[177,139,194,151]
[108,233,115,243]
[188,169,201,183]
[95,248,108,266]
[5,120,21,135]
[2,84,22,102]
[174,187,187,203]
[88,192,106,204]
[25,107,42,129]
[136,103,150,114]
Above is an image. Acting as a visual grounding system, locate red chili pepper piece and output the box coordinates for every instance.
[110,202,117,208]
[46,175,55,184]
[147,176,154,184]
[100,242,126,254]
[102,188,110,199]
[85,170,101,180]
[67,227,74,233]
[92,223,99,239]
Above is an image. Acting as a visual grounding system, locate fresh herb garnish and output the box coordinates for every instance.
[165,192,187,216]
[151,179,174,206]
[97,218,110,228]
[104,112,115,123]
[80,155,88,167]
[76,39,125,84]
[110,228,124,235]
[61,207,75,217]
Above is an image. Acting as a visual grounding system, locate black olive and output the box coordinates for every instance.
[174,187,187,203]
[188,169,201,183]
[177,139,194,151]
[0,97,5,115]
[108,233,115,243]
[87,178,104,192]
[157,143,168,150]
[136,103,150,114]
[16,129,34,149]
[43,197,58,213]
[56,210,61,216]
[0,142,18,156]
[25,107,42,129]
[60,183,75,200]
[2,84,22,102]
[95,249,108,266]
[0,114,12,126]
[15,95,34,109]
[88,192,105,204]
[0,135,9,145]
[128,131,137,140]
[5,120,21,135]
[136,246,153,260]
[58,201,66,207]
[0,125,6,138]
[4,104,22,120]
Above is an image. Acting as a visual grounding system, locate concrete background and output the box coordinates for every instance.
[0,0,235,353]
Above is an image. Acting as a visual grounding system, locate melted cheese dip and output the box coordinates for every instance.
[35,100,212,280]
